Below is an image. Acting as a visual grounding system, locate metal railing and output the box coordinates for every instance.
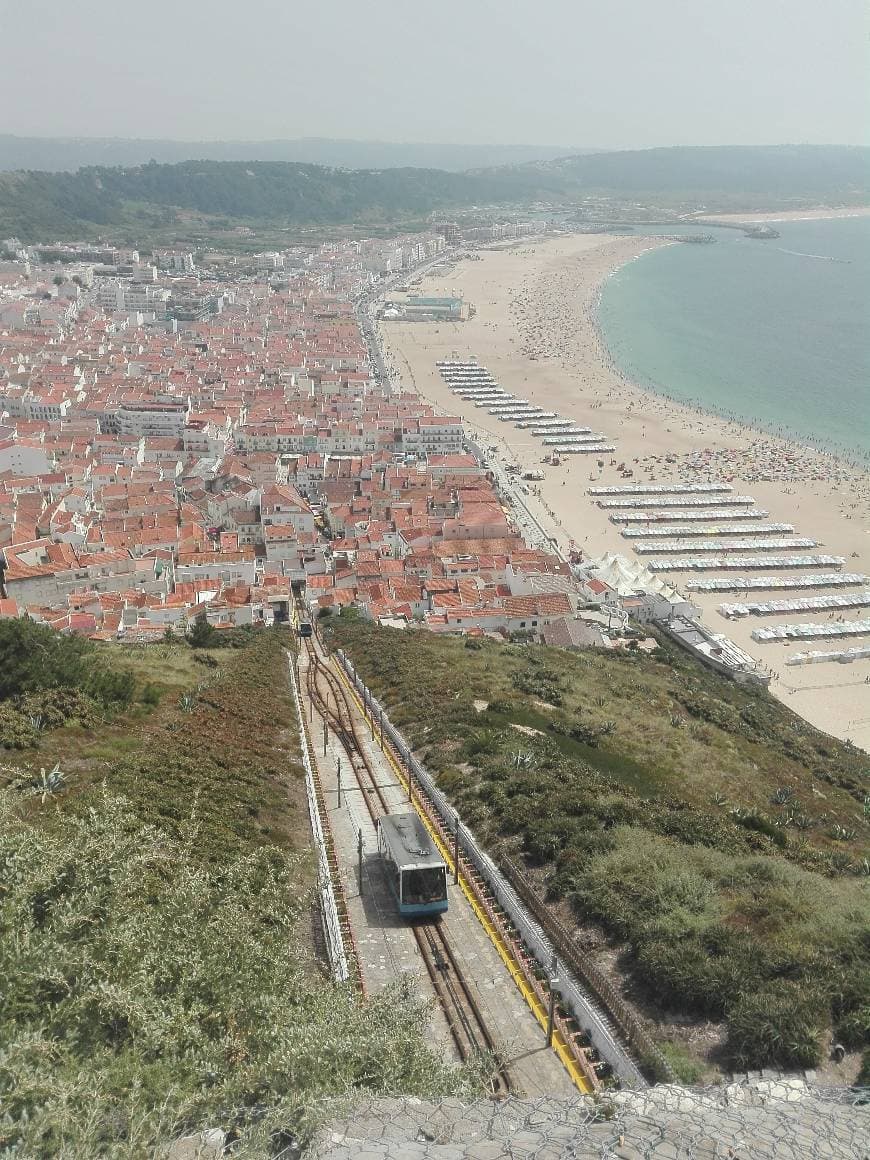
[500,854,677,1085]
[287,653,350,985]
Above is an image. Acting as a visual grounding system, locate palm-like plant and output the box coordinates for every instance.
[34,763,65,802]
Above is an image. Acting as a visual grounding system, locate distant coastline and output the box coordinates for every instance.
[693,205,870,225]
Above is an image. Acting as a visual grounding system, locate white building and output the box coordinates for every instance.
[115,400,190,438]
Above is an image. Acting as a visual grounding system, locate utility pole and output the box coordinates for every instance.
[546,954,559,1047]
[322,719,328,756]
[336,756,342,808]
[357,829,364,896]
[453,811,460,885]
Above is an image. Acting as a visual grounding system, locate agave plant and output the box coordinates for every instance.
[34,763,65,802]
[511,749,534,769]
[178,693,197,714]
[829,824,857,842]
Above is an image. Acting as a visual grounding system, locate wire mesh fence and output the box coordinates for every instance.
[306,1081,869,1159]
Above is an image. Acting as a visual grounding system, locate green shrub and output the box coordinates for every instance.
[84,665,135,707]
[0,619,133,709]
[658,1042,705,1084]
[140,682,162,707]
[461,730,499,760]
[22,687,97,728]
[732,810,787,848]
[436,766,464,793]
[725,986,824,1070]
[0,619,90,700]
[0,789,470,1156]
[512,666,564,706]
[0,705,39,749]
[486,698,518,715]
[187,611,216,648]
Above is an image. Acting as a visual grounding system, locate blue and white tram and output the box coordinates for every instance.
[377,812,449,918]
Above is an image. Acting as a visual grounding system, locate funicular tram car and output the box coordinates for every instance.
[377,812,449,917]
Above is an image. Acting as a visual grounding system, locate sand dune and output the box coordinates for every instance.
[378,234,870,752]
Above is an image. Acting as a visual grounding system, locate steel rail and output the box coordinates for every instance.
[413,920,512,1097]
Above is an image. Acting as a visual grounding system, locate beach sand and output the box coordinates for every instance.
[698,206,870,224]
[378,234,870,752]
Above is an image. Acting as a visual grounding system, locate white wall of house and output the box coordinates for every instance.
[0,442,53,476]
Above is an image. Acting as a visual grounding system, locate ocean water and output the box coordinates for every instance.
[597,217,870,462]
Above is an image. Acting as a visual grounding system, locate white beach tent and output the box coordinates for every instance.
[589,552,682,602]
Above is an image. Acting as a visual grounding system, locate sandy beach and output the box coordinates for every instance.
[378,233,870,752]
[697,205,870,224]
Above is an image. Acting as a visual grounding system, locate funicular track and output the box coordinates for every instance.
[298,622,514,1096]
[289,646,360,991]
[304,625,606,1095]
[416,919,511,1097]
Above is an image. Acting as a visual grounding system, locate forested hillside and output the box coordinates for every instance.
[1,145,868,241]
[0,160,532,239]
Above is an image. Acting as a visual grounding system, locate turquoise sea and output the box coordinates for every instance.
[596,217,870,462]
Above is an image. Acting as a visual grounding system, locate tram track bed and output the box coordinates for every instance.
[295,626,582,1098]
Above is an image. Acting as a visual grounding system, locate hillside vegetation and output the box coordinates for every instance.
[0,160,522,241]
[327,616,870,1078]
[1,145,868,241]
[0,624,471,1157]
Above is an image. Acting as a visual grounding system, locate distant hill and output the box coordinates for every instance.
[0,160,547,240]
[531,144,870,199]
[0,145,867,242]
[0,134,583,174]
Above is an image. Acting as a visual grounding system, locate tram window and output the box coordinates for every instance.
[402,867,447,905]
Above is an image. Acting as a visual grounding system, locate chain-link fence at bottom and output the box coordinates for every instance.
[307,1080,869,1160]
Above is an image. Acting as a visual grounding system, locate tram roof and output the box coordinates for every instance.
[379,812,445,870]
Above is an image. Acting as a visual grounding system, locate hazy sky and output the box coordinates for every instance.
[0,0,867,146]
